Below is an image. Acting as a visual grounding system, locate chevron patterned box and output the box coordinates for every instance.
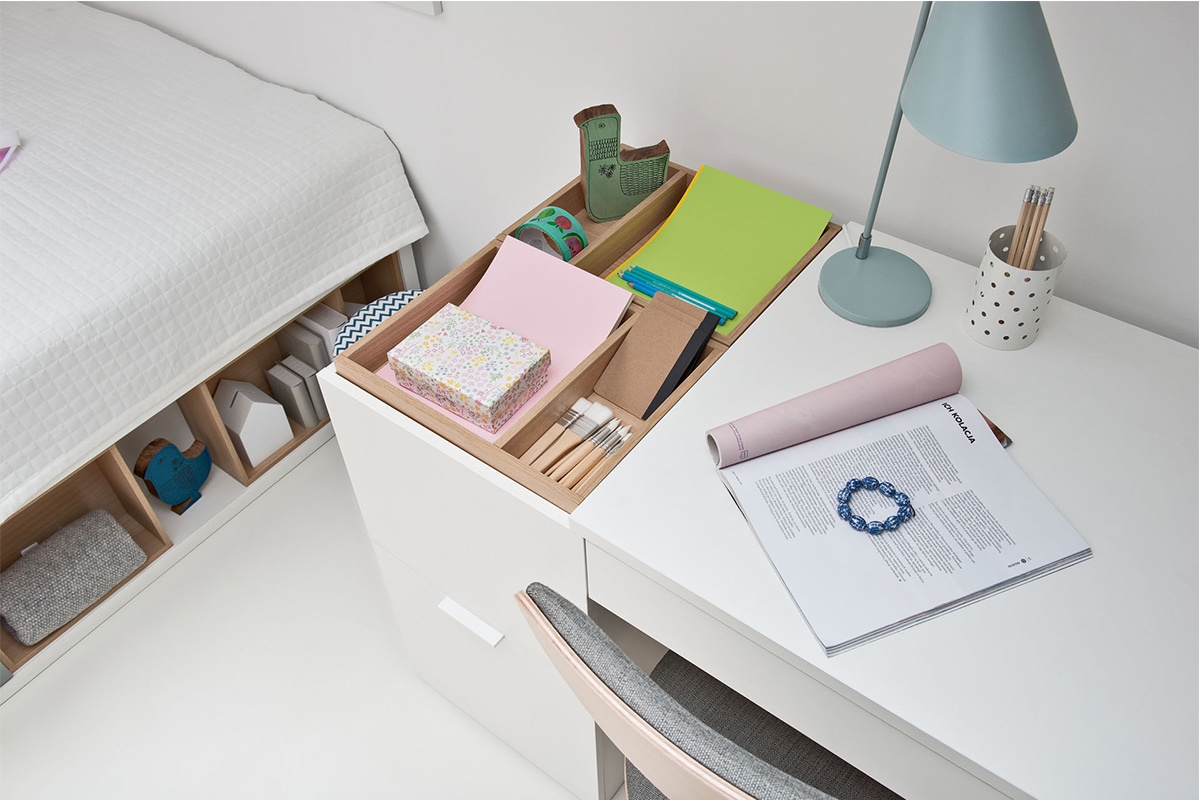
[387,303,550,433]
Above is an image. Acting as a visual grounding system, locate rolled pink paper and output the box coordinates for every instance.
[706,342,962,467]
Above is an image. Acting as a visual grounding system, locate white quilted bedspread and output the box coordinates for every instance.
[0,3,428,520]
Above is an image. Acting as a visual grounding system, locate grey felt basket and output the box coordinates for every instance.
[0,509,146,646]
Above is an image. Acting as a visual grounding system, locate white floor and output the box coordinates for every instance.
[0,438,580,800]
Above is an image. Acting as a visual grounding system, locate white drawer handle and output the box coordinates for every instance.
[437,596,504,647]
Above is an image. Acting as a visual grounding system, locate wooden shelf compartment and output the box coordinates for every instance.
[337,250,410,311]
[114,401,244,545]
[495,159,692,268]
[196,334,330,486]
[0,447,171,672]
[187,251,409,486]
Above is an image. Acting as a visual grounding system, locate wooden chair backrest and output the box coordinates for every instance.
[515,590,756,800]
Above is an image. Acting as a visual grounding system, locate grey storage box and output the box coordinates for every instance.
[0,509,146,646]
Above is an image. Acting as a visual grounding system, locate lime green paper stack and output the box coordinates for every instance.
[608,166,832,336]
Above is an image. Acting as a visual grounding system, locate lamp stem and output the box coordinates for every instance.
[856,0,933,260]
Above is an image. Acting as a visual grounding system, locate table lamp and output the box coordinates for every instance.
[819,1,1077,327]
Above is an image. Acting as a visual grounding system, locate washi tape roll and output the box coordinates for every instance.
[513,206,587,260]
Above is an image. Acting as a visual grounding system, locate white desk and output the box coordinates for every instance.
[573,225,1199,799]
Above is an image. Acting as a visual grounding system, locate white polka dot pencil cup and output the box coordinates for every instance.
[964,225,1067,350]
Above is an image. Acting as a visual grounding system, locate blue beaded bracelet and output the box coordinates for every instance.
[836,476,915,535]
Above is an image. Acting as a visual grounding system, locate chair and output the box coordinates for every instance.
[516,582,903,800]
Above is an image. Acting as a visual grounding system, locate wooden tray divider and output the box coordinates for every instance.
[495,157,689,263]
[494,311,640,455]
[338,241,500,376]
[572,168,694,280]
[177,385,250,486]
[571,338,727,496]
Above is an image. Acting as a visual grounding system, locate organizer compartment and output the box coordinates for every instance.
[0,447,171,671]
[496,158,690,262]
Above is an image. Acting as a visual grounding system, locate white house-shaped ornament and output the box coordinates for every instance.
[213,379,293,468]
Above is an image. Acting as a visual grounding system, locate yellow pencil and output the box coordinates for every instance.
[1020,187,1054,270]
[1008,185,1037,266]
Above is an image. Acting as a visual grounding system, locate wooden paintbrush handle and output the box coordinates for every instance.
[561,447,607,490]
[521,425,566,465]
[549,440,593,481]
[532,431,582,472]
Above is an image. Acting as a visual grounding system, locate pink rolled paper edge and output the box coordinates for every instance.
[706,342,963,467]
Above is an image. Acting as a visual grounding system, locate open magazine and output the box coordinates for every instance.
[707,343,1091,655]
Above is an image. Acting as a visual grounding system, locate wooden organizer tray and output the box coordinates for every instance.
[336,163,839,511]
[0,447,172,671]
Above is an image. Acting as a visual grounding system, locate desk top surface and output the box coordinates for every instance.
[573,224,1199,800]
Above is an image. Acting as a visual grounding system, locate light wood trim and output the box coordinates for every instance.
[361,250,406,298]
[320,287,347,317]
[340,241,499,375]
[577,339,727,496]
[495,313,637,456]
[99,446,170,548]
[573,168,693,280]
[494,160,689,275]
[516,591,756,800]
[204,336,283,397]
[242,419,328,484]
[178,385,250,485]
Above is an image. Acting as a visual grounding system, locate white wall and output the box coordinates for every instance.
[93,1,1199,346]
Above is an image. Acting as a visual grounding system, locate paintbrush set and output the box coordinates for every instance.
[1008,185,1055,270]
[521,398,631,490]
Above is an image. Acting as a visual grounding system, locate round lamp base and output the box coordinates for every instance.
[818,247,933,327]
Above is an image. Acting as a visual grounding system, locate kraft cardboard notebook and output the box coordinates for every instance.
[607,165,832,336]
[374,236,633,442]
[594,293,718,419]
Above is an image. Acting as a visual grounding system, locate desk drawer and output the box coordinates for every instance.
[373,544,599,800]
[585,544,1012,800]
[325,374,584,645]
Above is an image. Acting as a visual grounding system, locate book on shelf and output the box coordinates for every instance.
[706,343,1091,656]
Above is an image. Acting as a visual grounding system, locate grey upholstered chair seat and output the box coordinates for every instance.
[626,650,902,800]
[524,582,903,800]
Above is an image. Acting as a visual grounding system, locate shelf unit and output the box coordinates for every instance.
[0,250,412,699]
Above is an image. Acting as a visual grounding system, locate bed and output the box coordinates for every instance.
[0,3,428,521]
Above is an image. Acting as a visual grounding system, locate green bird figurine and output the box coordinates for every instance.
[574,104,670,222]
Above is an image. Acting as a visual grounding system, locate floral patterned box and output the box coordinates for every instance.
[387,303,551,433]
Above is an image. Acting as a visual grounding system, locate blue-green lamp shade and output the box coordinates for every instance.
[900,2,1077,163]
